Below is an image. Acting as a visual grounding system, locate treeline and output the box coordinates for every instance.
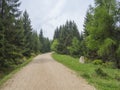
[52,0,120,68]
[51,21,83,56]
[0,0,50,70]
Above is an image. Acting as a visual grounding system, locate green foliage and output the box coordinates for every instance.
[83,0,120,68]
[52,21,84,57]
[92,60,103,65]
[95,67,108,77]
[98,38,116,56]
[102,62,115,68]
[0,0,50,74]
[43,38,51,52]
[39,29,51,53]
[52,0,120,69]
[116,45,120,57]
[22,11,33,56]
[67,37,80,56]
[51,39,59,52]
[52,21,81,54]
[30,31,41,53]
[86,35,99,50]
[0,0,24,67]
[81,73,91,79]
[114,74,120,81]
[84,57,92,63]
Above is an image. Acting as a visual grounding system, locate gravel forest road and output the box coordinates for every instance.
[1,53,95,90]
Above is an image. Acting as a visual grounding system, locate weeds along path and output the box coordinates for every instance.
[1,53,95,90]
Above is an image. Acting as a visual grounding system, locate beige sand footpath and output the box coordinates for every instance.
[1,53,95,90]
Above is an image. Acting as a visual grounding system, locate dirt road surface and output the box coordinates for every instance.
[1,53,95,90]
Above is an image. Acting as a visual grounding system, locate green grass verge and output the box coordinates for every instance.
[52,53,120,90]
[0,56,34,87]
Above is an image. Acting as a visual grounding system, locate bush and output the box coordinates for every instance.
[92,59,103,65]
[115,74,120,81]
[82,73,91,78]
[102,62,115,68]
[30,53,36,56]
[51,39,59,52]
[84,57,91,63]
[95,67,108,77]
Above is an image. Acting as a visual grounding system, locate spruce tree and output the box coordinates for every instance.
[83,0,120,68]
[83,6,97,59]
[31,31,41,54]
[39,29,51,53]
[39,29,44,52]
[0,0,22,67]
[22,11,33,56]
[14,18,25,57]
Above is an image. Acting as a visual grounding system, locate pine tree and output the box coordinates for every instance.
[94,0,116,61]
[83,0,120,68]
[0,0,22,67]
[0,17,5,67]
[83,6,97,59]
[22,10,33,56]
[39,29,44,52]
[31,31,41,54]
[39,29,51,53]
[53,27,60,39]
[43,38,51,52]
[14,18,25,56]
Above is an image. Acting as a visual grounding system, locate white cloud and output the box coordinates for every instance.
[47,0,66,19]
[41,0,66,28]
[20,0,94,39]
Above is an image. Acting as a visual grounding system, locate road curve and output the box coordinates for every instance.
[1,53,95,90]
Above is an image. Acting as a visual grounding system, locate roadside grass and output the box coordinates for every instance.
[0,56,34,87]
[52,53,120,90]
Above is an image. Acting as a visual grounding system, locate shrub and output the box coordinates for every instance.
[30,53,36,56]
[115,74,120,81]
[82,73,91,78]
[84,57,91,63]
[102,62,116,68]
[92,59,103,65]
[51,39,59,52]
[95,67,108,77]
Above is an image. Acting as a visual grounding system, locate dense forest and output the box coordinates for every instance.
[51,21,83,56]
[0,0,50,71]
[51,0,120,68]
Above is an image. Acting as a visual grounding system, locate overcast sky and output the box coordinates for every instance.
[20,0,94,39]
